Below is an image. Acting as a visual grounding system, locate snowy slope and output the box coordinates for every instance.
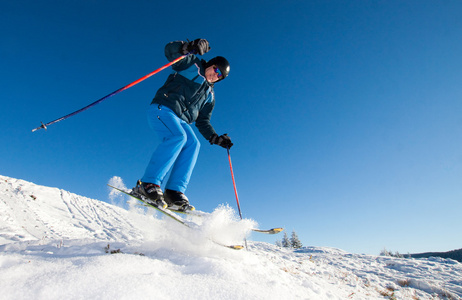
[0,175,461,300]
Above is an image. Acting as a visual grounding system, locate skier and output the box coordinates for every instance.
[132,38,233,211]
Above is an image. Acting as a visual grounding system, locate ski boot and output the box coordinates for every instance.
[164,189,195,212]
[131,180,168,209]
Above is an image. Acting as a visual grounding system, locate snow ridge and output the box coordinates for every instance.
[0,175,461,300]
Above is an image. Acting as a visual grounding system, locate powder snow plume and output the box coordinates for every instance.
[107,176,127,207]
[200,205,256,246]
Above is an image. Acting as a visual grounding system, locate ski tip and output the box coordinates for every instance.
[271,228,284,234]
[229,245,245,250]
[251,227,284,234]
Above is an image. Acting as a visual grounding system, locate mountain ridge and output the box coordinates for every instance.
[411,248,462,263]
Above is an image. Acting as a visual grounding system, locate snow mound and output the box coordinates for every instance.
[1,175,461,300]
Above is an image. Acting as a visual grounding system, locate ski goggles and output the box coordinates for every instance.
[214,67,223,78]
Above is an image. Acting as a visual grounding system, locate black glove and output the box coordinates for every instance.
[209,133,233,149]
[182,39,210,55]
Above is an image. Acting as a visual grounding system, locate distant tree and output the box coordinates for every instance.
[290,231,303,249]
[380,248,392,257]
[380,248,403,258]
[394,251,404,258]
[281,232,291,248]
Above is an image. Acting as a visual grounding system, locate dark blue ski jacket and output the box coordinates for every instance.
[151,41,216,140]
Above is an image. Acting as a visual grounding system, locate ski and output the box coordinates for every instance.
[134,202,283,234]
[251,228,284,234]
[164,206,283,235]
[108,185,244,250]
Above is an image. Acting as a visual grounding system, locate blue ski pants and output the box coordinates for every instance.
[142,104,200,193]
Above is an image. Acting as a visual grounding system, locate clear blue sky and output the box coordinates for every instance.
[2,0,461,255]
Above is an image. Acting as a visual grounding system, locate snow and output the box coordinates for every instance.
[1,175,461,300]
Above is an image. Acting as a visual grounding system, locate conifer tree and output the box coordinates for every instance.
[290,231,303,249]
[281,232,291,248]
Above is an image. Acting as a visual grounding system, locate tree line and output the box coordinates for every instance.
[276,231,303,249]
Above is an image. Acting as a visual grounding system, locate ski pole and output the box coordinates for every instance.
[32,54,188,132]
[227,148,248,249]
[227,148,243,220]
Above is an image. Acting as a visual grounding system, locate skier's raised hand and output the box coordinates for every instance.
[182,39,211,55]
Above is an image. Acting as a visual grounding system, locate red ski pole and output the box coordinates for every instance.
[227,148,248,249]
[227,148,243,219]
[32,54,188,132]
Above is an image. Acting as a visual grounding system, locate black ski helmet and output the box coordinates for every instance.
[206,56,230,81]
